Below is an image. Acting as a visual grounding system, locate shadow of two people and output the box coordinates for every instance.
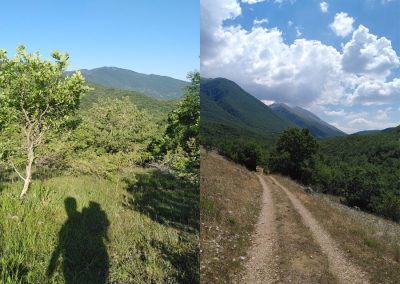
[47,197,110,284]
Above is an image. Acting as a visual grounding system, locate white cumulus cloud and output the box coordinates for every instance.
[253,18,268,26]
[342,25,400,77]
[349,78,400,105]
[320,2,328,13]
[295,26,302,37]
[262,99,275,105]
[324,109,346,116]
[200,0,400,131]
[330,12,354,37]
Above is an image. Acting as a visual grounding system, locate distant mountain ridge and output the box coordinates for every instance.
[81,83,176,118]
[351,126,396,136]
[201,77,294,146]
[201,77,347,148]
[68,67,188,99]
[270,103,346,138]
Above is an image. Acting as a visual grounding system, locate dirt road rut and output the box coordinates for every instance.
[239,175,279,283]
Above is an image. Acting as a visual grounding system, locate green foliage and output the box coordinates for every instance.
[151,71,200,184]
[36,97,159,178]
[81,83,177,119]
[312,126,400,221]
[0,45,90,196]
[341,165,384,210]
[0,45,89,131]
[76,97,156,155]
[217,141,266,171]
[266,126,400,222]
[269,128,318,184]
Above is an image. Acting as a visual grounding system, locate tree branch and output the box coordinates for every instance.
[10,161,26,181]
[147,155,175,171]
[21,104,32,125]
[39,104,49,121]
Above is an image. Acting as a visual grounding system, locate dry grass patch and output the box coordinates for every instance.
[200,150,262,283]
[273,175,400,284]
[268,179,337,283]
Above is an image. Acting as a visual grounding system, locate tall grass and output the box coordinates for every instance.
[0,171,198,283]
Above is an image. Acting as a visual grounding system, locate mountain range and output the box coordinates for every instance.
[270,103,346,138]
[201,77,346,147]
[68,67,188,99]
[201,77,291,146]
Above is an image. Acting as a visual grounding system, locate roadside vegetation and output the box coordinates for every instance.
[0,46,199,283]
[200,149,262,283]
[276,175,400,283]
[268,127,400,222]
[315,127,400,221]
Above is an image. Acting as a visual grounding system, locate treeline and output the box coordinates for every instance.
[314,128,400,221]
[203,126,400,222]
[216,141,267,171]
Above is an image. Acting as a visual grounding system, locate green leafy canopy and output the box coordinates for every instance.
[0,45,90,130]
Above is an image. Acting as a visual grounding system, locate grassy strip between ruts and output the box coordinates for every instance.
[273,175,400,284]
[267,176,337,283]
[0,170,199,284]
[200,149,262,283]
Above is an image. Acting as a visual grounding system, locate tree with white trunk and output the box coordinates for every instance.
[0,45,89,198]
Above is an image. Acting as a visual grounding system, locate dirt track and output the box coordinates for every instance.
[240,174,369,284]
[238,175,279,283]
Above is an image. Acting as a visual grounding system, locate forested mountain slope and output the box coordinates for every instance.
[68,67,189,99]
[316,126,400,220]
[201,77,293,146]
[82,83,177,118]
[270,103,346,138]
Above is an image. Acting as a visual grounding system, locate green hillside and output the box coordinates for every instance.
[315,126,400,221]
[320,126,400,170]
[82,83,177,119]
[270,103,346,138]
[200,78,293,147]
[70,67,189,99]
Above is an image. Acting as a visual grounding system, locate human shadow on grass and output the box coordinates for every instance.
[47,197,110,284]
[124,171,199,233]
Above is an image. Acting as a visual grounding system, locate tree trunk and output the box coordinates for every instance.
[20,140,34,198]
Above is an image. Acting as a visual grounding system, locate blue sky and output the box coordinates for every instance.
[0,0,199,80]
[201,0,400,133]
[234,0,400,52]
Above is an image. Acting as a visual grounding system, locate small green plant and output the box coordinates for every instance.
[200,196,218,217]
[226,216,236,225]
[395,246,400,263]
[365,238,379,249]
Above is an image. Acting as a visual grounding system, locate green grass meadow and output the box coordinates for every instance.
[0,172,199,283]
